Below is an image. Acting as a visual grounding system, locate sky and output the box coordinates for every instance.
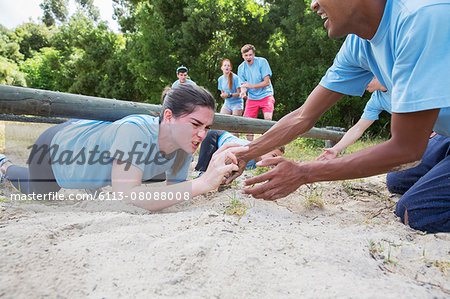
[0,0,119,32]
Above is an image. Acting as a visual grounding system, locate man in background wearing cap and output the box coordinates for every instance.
[172,66,197,87]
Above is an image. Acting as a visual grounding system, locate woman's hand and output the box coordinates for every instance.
[197,143,249,191]
[316,148,339,161]
[220,92,228,99]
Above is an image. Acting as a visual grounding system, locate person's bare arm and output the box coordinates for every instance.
[221,88,241,99]
[220,90,227,99]
[243,109,440,200]
[241,75,271,90]
[226,85,344,183]
[316,118,375,161]
[235,87,241,98]
[111,159,195,211]
[239,86,247,98]
[112,144,248,211]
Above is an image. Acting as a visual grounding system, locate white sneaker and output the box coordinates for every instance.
[0,154,7,167]
[0,154,9,185]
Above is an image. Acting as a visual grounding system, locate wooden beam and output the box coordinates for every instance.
[0,85,345,141]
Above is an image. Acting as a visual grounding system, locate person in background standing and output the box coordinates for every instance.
[238,44,275,141]
[172,66,196,87]
[218,59,243,137]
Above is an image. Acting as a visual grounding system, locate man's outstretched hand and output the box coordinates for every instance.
[242,157,306,200]
[224,158,248,184]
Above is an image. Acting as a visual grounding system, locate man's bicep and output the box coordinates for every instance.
[390,109,440,155]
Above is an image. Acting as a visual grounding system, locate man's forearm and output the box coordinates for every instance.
[308,110,439,183]
[307,138,424,183]
[249,80,270,89]
[240,109,314,161]
[240,86,248,97]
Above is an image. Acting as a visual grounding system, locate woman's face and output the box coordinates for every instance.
[170,106,215,153]
[221,61,232,74]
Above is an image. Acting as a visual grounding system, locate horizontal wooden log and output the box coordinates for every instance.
[0,84,160,120]
[0,114,68,124]
[0,84,345,141]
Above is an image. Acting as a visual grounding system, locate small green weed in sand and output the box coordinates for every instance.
[304,184,324,209]
[367,239,399,266]
[384,244,396,265]
[341,180,354,196]
[422,248,449,275]
[222,192,251,217]
[368,239,377,256]
[432,260,449,275]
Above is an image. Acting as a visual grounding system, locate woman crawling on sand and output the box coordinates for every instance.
[0,84,246,211]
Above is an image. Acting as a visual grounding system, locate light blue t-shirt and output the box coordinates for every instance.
[237,56,274,101]
[319,0,450,136]
[217,132,256,170]
[218,73,243,105]
[50,115,191,188]
[361,90,392,121]
[172,79,197,88]
[361,89,448,128]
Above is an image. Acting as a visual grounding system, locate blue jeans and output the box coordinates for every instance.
[386,134,450,233]
[195,130,226,172]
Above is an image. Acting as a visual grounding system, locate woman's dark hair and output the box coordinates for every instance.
[160,84,216,122]
[159,84,216,175]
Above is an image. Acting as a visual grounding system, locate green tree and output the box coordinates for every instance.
[0,56,27,86]
[264,0,344,116]
[76,0,101,22]
[41,0,69,27]
[99,43,144,101]
[123,0,272,103]
[15,23,51,60]
[0,0,390,136]
[0,25,24,63]
[21,47,65,90]
[266,0,389,134]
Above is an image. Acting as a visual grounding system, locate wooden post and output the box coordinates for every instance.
[0,85,345,141]
[324,126,346,147]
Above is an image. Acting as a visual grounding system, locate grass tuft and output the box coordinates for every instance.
[222,192,251,217]
[303,184,324,209]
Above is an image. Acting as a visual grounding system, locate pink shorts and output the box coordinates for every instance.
[243,95,275,118]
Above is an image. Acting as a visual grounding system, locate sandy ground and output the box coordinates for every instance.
[0,171,449,298]
[0,122,448,298]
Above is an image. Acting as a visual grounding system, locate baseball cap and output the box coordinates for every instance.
[176,66,188,74]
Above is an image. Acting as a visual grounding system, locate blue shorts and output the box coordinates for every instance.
[222,100,244,113]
